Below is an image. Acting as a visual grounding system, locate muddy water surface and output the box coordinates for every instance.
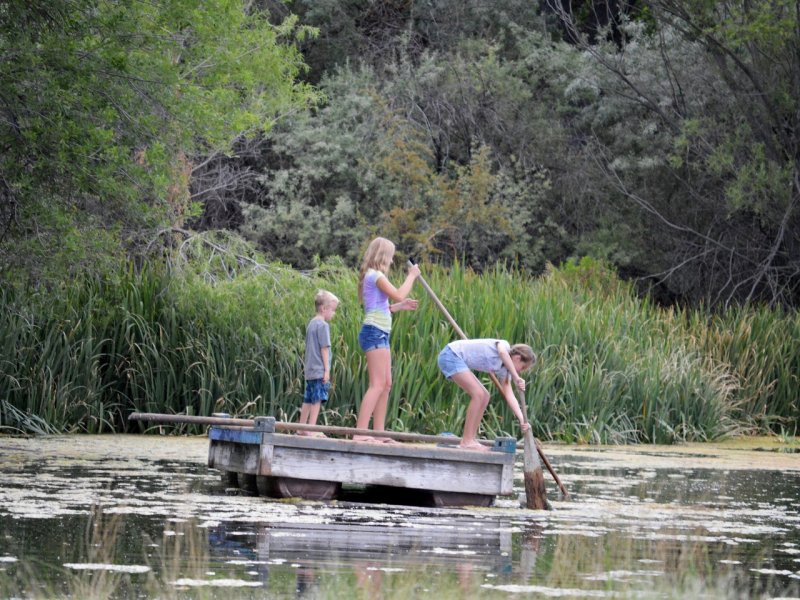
[1,435,799,599]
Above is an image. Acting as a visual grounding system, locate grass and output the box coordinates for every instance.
[1,256,797,442]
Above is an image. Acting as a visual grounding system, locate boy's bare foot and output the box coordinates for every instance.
[296,430,311,436]
[353,435,378,443]
[311,432,327,438]
[459,440,490,452]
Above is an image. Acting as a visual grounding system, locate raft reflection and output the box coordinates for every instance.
[208,515,523,596]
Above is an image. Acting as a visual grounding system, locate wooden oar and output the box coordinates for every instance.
[514,388,551,509]
[411,260,569,505]
[128,412,494,446]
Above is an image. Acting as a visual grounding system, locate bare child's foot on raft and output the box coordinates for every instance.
[374,436,401,445]
[297,430,325,437]
[459,440,490,452]
[353,434,400,445]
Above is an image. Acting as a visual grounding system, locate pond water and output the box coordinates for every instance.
[1,435,799,599]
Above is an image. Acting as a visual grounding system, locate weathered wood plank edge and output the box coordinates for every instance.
[260,432,512,464]
[130,412,499,447]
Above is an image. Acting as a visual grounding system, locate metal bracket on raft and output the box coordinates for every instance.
[254,416,275,432]
[492,437,516,453]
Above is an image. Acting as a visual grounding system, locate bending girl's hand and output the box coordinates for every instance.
[514,376,526,392]
[408,264,421,278]
[520,421,531,433]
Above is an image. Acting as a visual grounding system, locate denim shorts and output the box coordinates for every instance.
[358,324,390,352]
[303,379,330,404]
[438,346,469,379]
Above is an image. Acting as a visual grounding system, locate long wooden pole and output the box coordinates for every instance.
[128,412,493,446]
[411,261,569,501]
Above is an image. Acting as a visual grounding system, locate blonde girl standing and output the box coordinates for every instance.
[354,237,420,442]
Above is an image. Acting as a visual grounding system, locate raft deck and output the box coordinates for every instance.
[207,417,516,507]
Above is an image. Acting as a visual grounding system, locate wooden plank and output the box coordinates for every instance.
[133,412,499,447]
[208,427,263,445]
[500,460,515,494]
[260,434,513,496]
[263,433,511,464]
[259,442,273,476]
[208,439,261,474]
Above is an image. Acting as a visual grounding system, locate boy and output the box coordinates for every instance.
[298,289,339,434]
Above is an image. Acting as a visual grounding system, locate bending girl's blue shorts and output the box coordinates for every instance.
[438,346,469,379]
[358,324,390,352]
[303,379,330,404]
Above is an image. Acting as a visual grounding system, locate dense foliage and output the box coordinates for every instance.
[2,258,797,440]
[2,2,797,441]
[4,1,797,306]
[0,0,318,284]
[193,0,798,308]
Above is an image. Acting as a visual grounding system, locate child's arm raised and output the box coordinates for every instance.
[376,264,420,303]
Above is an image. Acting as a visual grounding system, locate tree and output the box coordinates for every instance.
[0,0,319,286]
[282,0,545,83]
[547,0,800,306]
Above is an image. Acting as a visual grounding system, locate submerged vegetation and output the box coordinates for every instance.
[1,254,797,442]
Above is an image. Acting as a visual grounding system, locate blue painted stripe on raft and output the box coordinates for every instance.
[208,427,262,445]
[492,437,516,453]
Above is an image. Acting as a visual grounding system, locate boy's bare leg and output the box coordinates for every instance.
[297,404,312,435]
[308,402,326,437]
[450,370,491,451]
[309,402,321,424]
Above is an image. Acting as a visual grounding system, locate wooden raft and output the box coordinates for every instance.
[208,417,517,507]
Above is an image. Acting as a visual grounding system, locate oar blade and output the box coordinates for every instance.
[523,430,549,510]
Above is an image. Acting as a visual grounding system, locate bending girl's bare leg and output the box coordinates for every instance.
[354,348,392,441]
[450,370,491,451]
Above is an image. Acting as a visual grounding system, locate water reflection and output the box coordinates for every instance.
[1,435,799,599]
[206,517,516,598]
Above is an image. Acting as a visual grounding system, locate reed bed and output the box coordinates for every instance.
[0,257,796,441]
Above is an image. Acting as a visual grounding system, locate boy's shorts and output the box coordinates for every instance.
[303,379,330,404]
[437,346,469,379]
[358,324,390,352]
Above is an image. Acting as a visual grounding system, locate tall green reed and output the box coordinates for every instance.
[1,256,796,441]
[685,304,800,431]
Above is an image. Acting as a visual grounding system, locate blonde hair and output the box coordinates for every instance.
[358,237,395,302]
[510,344,536,366]
[314,289,339,312]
